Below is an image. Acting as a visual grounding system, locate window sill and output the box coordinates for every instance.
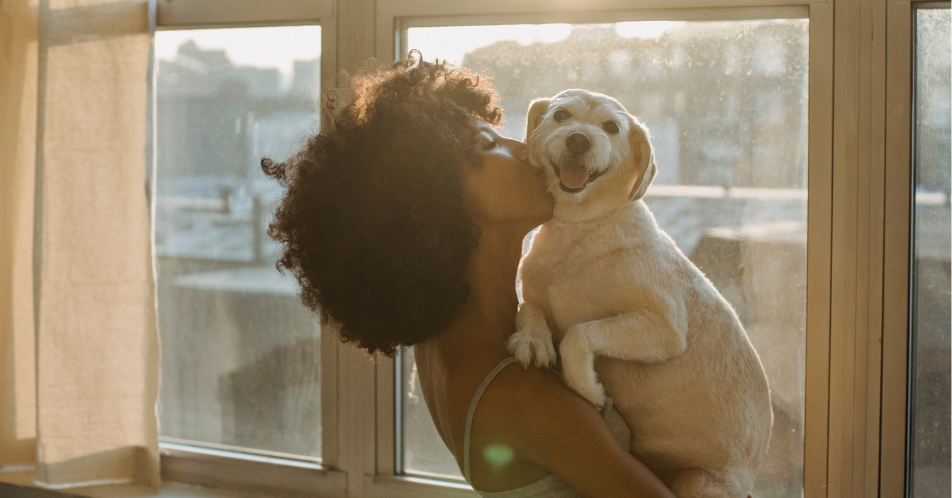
[0,443,347,498]
[159,443,346,497]
[0,471,251,498]
[363,475,478,498]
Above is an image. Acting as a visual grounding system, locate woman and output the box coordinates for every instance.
[262,55,676,498]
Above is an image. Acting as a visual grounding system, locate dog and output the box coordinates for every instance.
[507,89,773,498]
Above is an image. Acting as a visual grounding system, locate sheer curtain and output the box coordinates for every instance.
[0,0,160,489]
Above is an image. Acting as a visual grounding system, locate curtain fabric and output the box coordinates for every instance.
[0,0,159,489]
[0,0,40,471]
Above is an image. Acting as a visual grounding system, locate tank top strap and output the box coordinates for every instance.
[463,356,519,482]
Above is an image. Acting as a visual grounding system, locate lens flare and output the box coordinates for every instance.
[483,443,515,468]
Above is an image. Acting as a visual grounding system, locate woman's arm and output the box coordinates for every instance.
[479,365,676,498]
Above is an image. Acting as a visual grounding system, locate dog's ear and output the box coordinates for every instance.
[525,98,552,142]
[627,116,657,201]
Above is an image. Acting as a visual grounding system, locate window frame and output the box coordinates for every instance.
[371,2,834,498]
[151,1,345,496]
[882,2,951,497]
[147,0,933,497]
[881,4,913,496]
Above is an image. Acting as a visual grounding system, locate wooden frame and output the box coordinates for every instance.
[881,2,913,494]
[156,0,332,28]
[881,2,950,497]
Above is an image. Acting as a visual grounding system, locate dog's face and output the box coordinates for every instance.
[525,89,657,207]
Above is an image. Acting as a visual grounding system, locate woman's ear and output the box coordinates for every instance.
[627,116,658,201]
[525,98,552,142]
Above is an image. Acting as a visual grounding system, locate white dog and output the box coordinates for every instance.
[507,89,772,498]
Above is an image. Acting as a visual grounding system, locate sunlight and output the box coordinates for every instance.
[407,23,573,67]
[535,23,572,44]
[155,26,322,78]
[614,21,683,39]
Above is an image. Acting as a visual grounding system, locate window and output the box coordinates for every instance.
[135,2,935,498]
[154,25,324,460]
[397,18,809,498]
[753,35,786,75]
[908,5,951,497]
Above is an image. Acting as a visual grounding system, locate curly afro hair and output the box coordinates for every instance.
[261,54,502,356]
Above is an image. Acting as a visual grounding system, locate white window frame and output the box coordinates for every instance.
[148,1,936,497]
[152,1,346,496]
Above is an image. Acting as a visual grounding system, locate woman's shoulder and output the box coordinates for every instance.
[466,362,583,491]
[473,362,675,498]
[475,362,603,442]
[481,361,569,405]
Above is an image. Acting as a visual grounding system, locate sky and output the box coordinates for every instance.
[155,25,322,78]
[153,21,681,77]
[406,21,682,67]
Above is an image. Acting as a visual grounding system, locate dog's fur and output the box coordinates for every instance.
[507,89,773,498]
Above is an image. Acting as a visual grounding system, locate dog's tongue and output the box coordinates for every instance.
[559,165,590,189]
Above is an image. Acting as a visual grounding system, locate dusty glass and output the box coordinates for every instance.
[909,7,951,497]
[154,26,323,459]
[400,19,809,497]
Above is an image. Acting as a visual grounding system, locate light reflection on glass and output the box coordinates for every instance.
[154,26,323,459]
[909,7,951,498]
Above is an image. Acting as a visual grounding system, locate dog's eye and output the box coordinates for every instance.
[602,121,619,134]
[553,109,571,122]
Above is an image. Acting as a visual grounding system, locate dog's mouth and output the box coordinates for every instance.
[551,161,605,193]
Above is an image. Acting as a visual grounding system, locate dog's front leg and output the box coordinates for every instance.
[507,303,558,369]
[560,309,688,407]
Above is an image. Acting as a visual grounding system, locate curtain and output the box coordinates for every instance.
[0,0,40,471]
[0,0,160,489]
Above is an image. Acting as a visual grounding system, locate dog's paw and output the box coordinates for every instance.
[559,331,606,408]
[506,327,557,369]
[567,375,607,409]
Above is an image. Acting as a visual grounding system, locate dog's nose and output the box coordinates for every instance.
[566,132,591,154]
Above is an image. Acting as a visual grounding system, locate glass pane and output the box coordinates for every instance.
[401,347,466,479]
[910,8,951,497]
[400,19,809,496]
[155,26,323,459]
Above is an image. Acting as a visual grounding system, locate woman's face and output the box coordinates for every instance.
[462,120,555,230]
